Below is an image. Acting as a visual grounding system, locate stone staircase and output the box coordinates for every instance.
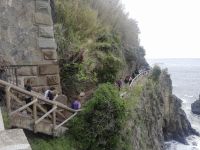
[0,108,32,150]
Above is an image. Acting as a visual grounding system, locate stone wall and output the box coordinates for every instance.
[0,0,61,93]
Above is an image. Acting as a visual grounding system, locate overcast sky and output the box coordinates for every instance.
[122,0,200,58]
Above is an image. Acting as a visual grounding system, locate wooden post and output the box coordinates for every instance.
[52,104,56,136]
[14,68,18,86]
[5,86,11,115]
[33,98,37,133]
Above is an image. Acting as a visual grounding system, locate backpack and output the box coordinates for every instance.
[47,91,54,100]
[71,101,80,110]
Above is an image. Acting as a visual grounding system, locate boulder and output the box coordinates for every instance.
[191,100,200,115]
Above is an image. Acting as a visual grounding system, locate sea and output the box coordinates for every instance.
[148,58,200,150]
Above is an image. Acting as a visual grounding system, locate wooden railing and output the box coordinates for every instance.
[129,70,150,87]
[120,70,150,98]
[0,79,81,136]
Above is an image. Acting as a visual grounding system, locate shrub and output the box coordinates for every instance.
[69,83,126,150]
[151,65,161,81]
[30,137,75,150]
[96,54,122,83]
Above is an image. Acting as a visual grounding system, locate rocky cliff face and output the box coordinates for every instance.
[160,72,199,144]
[0,0,61,92]
[117,70,198,150]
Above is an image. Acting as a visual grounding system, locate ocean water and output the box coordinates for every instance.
[148,58,200,150]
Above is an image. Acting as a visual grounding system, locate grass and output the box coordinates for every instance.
[1,108,10,129]
[29,136,76,150]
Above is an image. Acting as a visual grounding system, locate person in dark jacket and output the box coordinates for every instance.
[116,78,123,91]
[24,79,33,109]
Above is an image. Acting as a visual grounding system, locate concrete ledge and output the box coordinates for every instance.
[0,129,31,150]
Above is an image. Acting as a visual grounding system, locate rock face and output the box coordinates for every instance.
[160,72,199,144]
[118,70,199,150]
[0,0,61,93]
[191,96,200,115]
[163,95,199,144]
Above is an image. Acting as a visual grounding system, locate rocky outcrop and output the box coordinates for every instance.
[163,95,199,144]
[117,70,198,150]
[160,71,199,144]
[191,96,200,115]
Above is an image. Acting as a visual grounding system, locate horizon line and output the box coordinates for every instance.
[146,57,200,59]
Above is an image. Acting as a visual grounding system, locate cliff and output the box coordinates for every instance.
[117,69,199,150]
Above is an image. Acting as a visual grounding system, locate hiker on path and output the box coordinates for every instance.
[124,75,131,84]
[71,97,81,110]
[24,79,33,110]
[44,87,56,100]
[44,87,56,111]
[128,76,133,85]
[116,78,123,91]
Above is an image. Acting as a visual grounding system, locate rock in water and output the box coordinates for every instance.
[191,100,200,115]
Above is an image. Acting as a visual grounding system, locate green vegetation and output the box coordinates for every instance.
[116,83,144,150]
[2,109,10,129]
[54,0,146,96]
[69,83,126,150]
[30,84,126,150]
[30,137,75,150]
[151,65,161,81]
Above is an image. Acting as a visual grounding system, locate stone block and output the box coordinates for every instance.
[35,12,53,25]
[42,49,57,60]
[39,64,59,75]
[46,75,60,85]
[17,66,38,76]
[24,76,47,86]
[36,1,51,15]
[39,26,54,38]
[33,85,61,94]
[38,37,57,49]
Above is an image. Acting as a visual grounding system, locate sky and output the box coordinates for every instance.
[122,0,200,58]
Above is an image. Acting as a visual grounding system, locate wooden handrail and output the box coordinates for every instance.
[0,79,81,113]
[5,86,11,114]
[129,70,150,87]
[10,99,38,115]
[55,112,78,130]
[10,93,33,113]
[35,106,57,124]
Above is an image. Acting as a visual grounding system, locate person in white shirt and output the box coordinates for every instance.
[44,87,55,100]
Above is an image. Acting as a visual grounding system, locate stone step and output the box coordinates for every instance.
[0,108,5,131]
[0,129,31,150]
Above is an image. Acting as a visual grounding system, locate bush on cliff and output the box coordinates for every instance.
[151,65,161,81]
[69,83,126,150]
